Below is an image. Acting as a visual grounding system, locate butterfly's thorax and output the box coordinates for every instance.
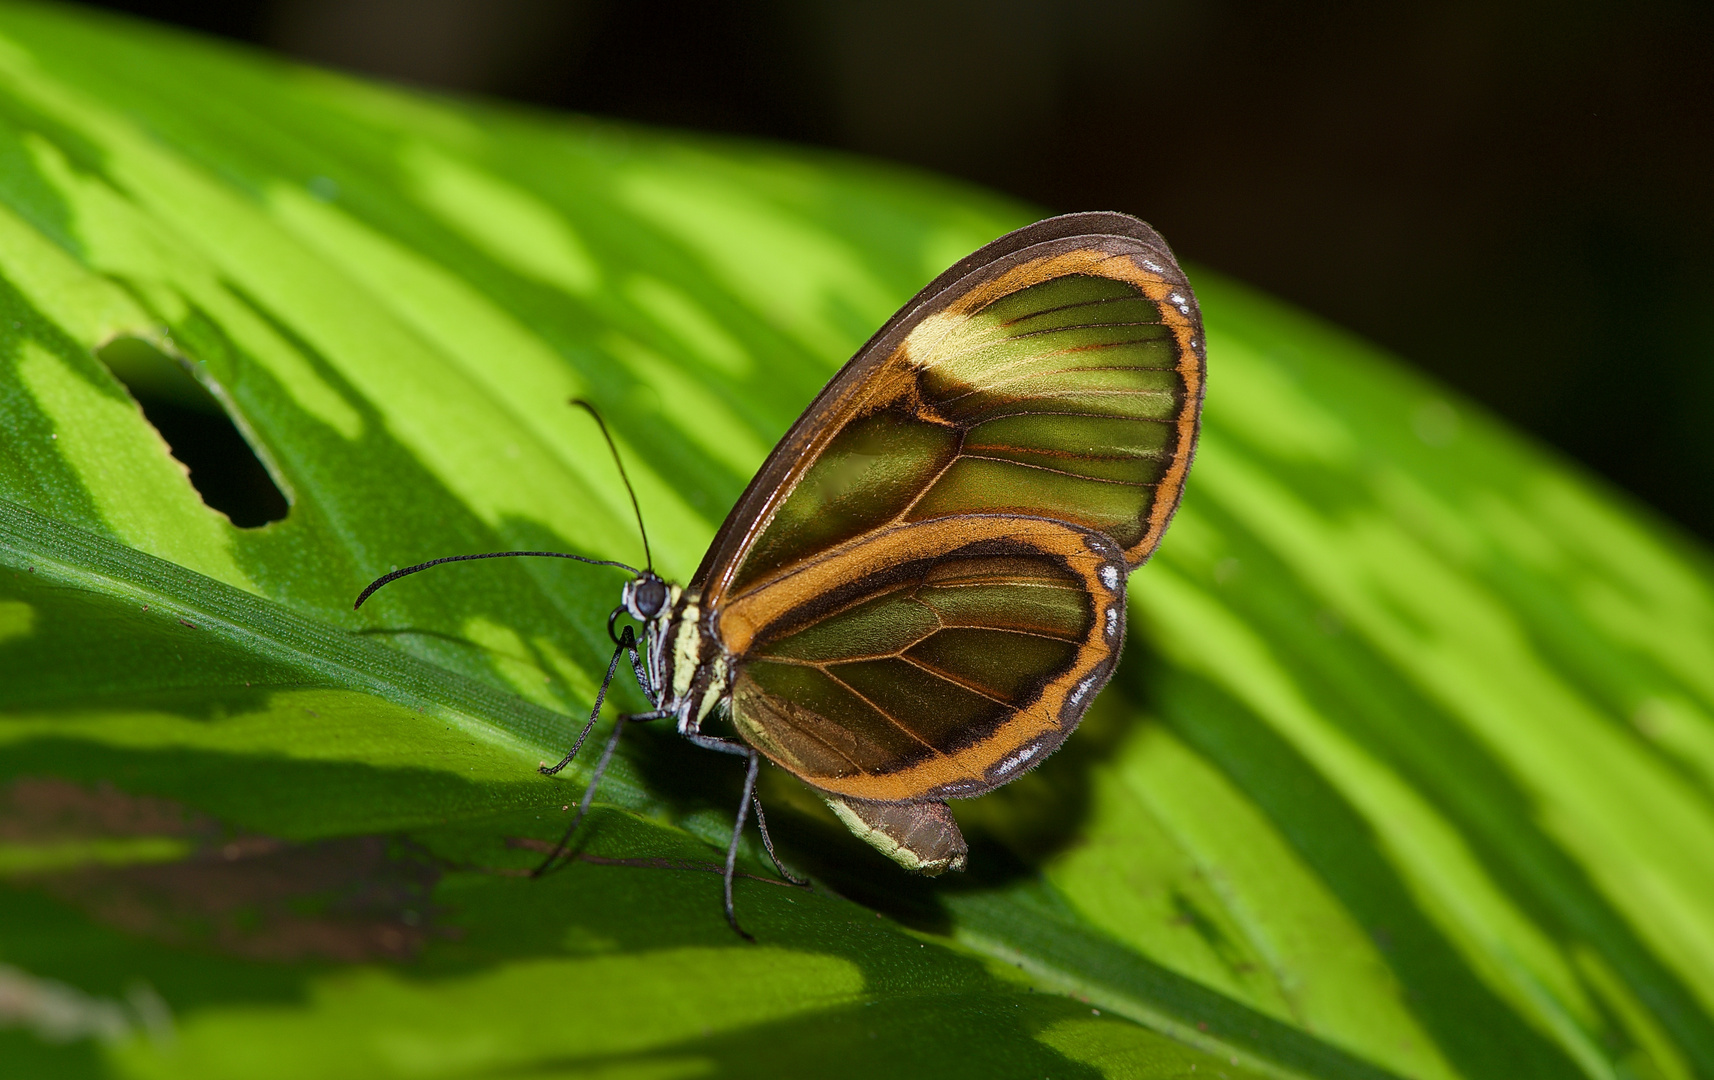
[645,584,732,734]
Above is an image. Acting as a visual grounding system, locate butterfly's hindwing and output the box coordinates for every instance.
[720,515,1127,803]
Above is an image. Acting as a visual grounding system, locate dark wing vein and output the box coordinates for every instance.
[971,407,1177,425]
[920,328,1173,374]
[954,362,1181,399]
[992,292,1173,326]
[768,701,871,774]
[962,442,1166,463]
[959,453,1159,486]
[987,321,1172,342]
[894,652,1017,707]
[821,668,950,758]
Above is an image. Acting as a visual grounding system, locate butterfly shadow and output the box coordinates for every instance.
[615,643,1166,936]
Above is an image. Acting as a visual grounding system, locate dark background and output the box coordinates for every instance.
[80,0,1714,544]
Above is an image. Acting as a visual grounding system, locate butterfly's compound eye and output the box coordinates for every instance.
[624,574,670,620]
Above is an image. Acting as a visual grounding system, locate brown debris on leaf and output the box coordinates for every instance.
[3,777,448,963]
[36,835,446,963]
[0,777,216,843]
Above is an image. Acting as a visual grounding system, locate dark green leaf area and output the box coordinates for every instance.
[429,811,1265,1080]
[0,566,305,710]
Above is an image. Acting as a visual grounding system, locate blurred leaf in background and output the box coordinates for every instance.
[0,3,1711,1078]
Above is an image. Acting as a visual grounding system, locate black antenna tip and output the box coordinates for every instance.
[352,550,640,610]
[571,399,653,572]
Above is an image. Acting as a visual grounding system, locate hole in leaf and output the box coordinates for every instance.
[96,337,289,528]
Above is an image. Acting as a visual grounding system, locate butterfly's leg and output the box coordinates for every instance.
[609,613,655,705]
[533,706,671,877]
[540,626,637,777]
[627,642,655,707]
[534,626,667,876]
[750,794,811,886]
[683,734,805,886]
[682,733,763,941]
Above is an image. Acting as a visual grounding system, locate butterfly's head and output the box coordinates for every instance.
[621,571,673,623]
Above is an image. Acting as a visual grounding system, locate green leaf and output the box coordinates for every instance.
[1,5,1711,1078]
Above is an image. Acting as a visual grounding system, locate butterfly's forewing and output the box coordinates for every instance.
[696,213,1204,810]
[694,212,1205,603]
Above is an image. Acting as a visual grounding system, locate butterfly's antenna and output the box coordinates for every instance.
[354,550,639,610]
[571,398,652,572]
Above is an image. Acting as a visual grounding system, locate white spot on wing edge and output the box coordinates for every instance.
[992,740,1046,779]
[933,779,984,798]
[1105,606,1119,638]
[1099,564,1120,591]
[1066,674,1099,711]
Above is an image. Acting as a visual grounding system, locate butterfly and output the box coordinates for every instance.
[358,211,1205,937]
